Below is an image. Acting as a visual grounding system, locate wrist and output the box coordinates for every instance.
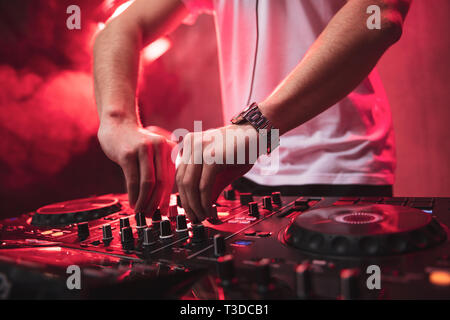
[99,109,140,128]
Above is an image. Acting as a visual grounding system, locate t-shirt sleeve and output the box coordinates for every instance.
[180,0,214,24]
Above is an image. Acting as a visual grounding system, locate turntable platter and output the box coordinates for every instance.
[31,196,122,227]
[283,204,447,256]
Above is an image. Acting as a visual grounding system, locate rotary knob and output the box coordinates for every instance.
[176,214,188,232]
[176,193,183,208]
[152,209,162,221]
[142,227,156,247]
[168,205,178,221]
[121,226,134,250]
[119,217,130,230]
[255,258,272,292]
[340,268,360,300]
[294,198,310,211]
[102,224,113,244]
[248,202,260,218]
[262,196,273,211]
[296,261,312,299]
[271,192,282,206]
[77,222,89,240]
[160,220,173,239]
[216,254,235,286]
[239,193,254,206]
[192,224,207,243]
[214,234,226,257]
[135,212,147,239]
[223,189,236,200]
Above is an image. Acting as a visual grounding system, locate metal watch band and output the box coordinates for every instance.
[230,102,279,154]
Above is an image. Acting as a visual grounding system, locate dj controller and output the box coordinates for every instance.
[0,190,450,300]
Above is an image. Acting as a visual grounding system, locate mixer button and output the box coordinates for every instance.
[160,220,173,239]
[239,193,254,206]
[262,196,273,211]
[213,234,226,257]
[248,202,260,218]
[77,222,89,240]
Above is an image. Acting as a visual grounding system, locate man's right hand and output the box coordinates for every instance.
[97,120,175,217]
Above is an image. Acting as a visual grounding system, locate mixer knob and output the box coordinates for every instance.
[223,189,236,200]
[135,212,146,227]
[340,268,360,300]
[214,234,226,257]
[294,198,310,211]
[152,209,162,222]
[119,217,130,230]
[296,261,312,299]
[168,205,178,221]
[77,222,89,240]
[142,227,156,247]
[271,192,282,206]
[192,224,207,243]
[248,202,260,218]
[216,254,235,286]
[160,220,173,239]
[176,193,183,208]
[262,196,273,211]
[255,258,271,292]
[120,226,134,250]
[102,224,113,244]
[239,193,254,206]
[135,212,147,239]
[176,214,188,232]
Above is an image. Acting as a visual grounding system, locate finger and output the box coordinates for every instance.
[145,139,166,216]
[159,147,176,215]
[199,163,218,219]
[134,144,155,215]
[121,153,140,209]
[183,162,206,222]
[176,162,197,223]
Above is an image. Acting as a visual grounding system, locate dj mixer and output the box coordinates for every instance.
[0,190,449,299]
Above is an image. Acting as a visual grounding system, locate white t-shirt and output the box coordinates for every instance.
[181,0,396,186]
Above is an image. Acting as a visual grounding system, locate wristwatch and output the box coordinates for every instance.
[230,102,279,154]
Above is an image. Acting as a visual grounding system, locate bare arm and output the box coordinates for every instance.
[93,0,188,215]
[259,0,412,134]
[176,0,412,223]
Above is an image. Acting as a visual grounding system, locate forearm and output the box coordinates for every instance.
[259,0,411,135]
[93,20,142,127]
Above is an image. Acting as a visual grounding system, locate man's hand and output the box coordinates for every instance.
[98,120,175,216]
[176,124,260,223]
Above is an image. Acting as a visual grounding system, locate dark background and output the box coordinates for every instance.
[0,0,449,219]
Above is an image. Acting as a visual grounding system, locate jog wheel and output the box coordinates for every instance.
[31,196,122,227]
[283,204,447,256]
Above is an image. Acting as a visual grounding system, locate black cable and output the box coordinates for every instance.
[246,0,259,106]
